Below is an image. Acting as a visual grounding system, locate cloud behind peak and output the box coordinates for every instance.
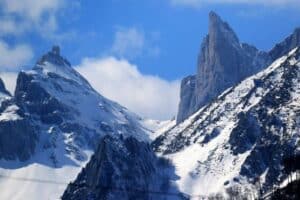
[75,56,180,120]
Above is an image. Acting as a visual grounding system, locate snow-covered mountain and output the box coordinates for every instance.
[0,46,150,200]
[152,48,300,198]
[1,14,299,200]
[14,46,149,161]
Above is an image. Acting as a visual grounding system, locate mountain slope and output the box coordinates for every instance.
[153,48,300,197]
[177,12,271,123]
[62,135,186,200]
[14,46,148,163]
[0,46,149,200]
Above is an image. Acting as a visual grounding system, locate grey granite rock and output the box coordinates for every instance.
[177,11,270,123]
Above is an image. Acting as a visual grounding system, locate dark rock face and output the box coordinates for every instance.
[235,57,300,188]
[0,116,37,161]
[15,71,67,125]
[229,112,261,155]
[62,135,185,200]
[177,12,271,123]
[270,180,300,200]
[0,82,37,161]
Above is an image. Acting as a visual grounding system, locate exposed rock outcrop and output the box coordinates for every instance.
[62,135,185,200]
[0,79,37,161]
[177,12,271,123]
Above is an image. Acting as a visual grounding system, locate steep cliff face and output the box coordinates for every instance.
[0,78,37,161]
[177,12,271,123]
[62,135,185,200]
[177,75,196,123]
[178,13,300,124]
[153,48,300,197]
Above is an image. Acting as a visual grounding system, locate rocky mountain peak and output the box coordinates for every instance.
[36,45,71,68]
[208,11,239,45]
[208,11,221,24]
[52,45,60,55]
[176,12,270,123]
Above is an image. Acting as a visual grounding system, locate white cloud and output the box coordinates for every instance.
[0,0,67,36]
[0,18,26,36]
[170,0,300,7]
[0,72,18,94]
[2,0,62,21]
[111,27,160,59]
[75,57,180,120]
[0,41,33,69]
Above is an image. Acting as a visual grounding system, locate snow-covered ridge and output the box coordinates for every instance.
[152,47,300,198]
[155,48,298,153]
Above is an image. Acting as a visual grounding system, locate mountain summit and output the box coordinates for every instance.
[208,11,239,47]
[0,46,149,199]
[177,12,271,123]
[36,45,70,67]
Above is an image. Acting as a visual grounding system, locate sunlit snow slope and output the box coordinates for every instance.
[153,48,300,198]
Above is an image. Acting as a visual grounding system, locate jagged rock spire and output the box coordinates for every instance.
[208,11,239,46]
[52,45,60,55]
[176,11,270,123]
[36,45,71,67]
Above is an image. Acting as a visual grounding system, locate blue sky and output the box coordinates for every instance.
[0,0,300,119]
